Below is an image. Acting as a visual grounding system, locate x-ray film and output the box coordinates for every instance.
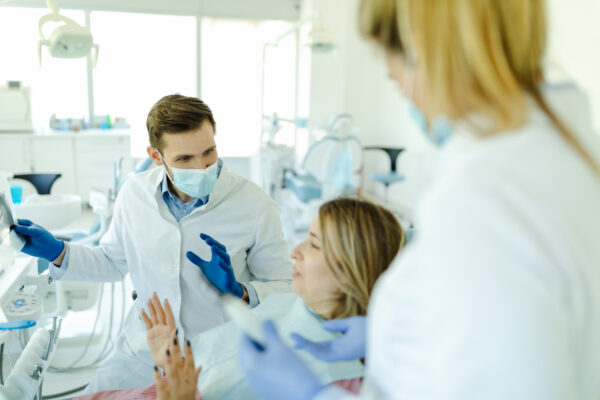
[0,192,24,252]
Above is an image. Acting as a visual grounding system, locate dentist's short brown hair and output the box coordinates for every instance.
[146,94,216,151]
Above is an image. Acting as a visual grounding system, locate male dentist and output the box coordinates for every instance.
[12,94,293,392]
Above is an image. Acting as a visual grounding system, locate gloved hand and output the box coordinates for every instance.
[11,219,64,262]
[290,316,367,362]
[238,320,325,400]
[186,233,244,298]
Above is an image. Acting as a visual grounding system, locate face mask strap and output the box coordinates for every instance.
[155,150,176,182]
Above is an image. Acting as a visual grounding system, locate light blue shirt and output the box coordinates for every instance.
[50,159,259,307]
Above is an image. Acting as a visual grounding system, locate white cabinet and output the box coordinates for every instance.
[0,135,32,173]
[74,136,133,200]
[0,131,132,202]
[30,136,77,195]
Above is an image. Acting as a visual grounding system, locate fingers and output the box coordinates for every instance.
[200,233,227,252]
[186,251,208,268]
[218,261,233,274]
[213,246,231,264]
[164,337,182,389]
[147,298,159,326]
[321,318,351,334]
[141,309,153,330]
[171,331,181,365]
[290,333,330,360]
[152,293,166,325]
[238,333,262,368]
[164,346,176,386]
[290,333,317,350]
[163,299,176,329]
[154,365,167,399]
[262,320,282,346]
[11,224,35,237]
[187,243,230,268]
[184,338,195,378]
[12,220,45,237]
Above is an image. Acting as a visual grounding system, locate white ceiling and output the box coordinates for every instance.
[0,0,301,20]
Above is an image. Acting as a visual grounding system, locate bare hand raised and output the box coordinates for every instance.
[141,292,177,369]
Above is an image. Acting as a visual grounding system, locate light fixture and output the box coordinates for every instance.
[260,12,337,129]
[305,15,335,52]
[38,0,99,66]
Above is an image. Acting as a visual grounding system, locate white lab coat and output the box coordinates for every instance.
[317,86,600,399]
[59,164,292,392]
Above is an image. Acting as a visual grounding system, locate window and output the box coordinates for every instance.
[200,18,295,156]
[91,11,197,157]
[0,7,296,157]
[0,7,88,127]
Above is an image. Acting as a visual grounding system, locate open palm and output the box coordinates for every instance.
[141,292,177,369]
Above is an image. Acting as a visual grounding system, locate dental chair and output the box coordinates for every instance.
[283,135,363,202]
[364,146,406,203]
[364,147,417,243]
[283,114,363,201]
[11,173,62,196]
[280,114,363,241]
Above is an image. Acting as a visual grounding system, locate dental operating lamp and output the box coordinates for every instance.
[37,0,99,66]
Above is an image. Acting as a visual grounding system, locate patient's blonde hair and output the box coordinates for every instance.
[359,0,599,173]
[319,198,405,319]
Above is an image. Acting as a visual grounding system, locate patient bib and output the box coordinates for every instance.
[190,293,364,399]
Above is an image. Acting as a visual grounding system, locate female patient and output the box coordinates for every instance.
[78,198,404,400]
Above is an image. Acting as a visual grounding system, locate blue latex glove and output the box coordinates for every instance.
[11,219,65,262]
[291,316,367,362]
[186,233,244,298]
[238,320,325,400]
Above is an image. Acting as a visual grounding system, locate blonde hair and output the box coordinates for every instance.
[359,0,599,174]
[319,198,405,319]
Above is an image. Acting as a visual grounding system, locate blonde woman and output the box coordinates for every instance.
[76,198,404,400]
[239,1,600,399]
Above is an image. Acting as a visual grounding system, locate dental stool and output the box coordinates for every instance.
[365,147,405,203]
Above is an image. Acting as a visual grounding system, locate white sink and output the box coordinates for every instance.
[15,194,82,230]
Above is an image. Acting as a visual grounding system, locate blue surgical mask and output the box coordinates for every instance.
[404,59,453,147]
[408,102,453,147]
[159,153,219,198]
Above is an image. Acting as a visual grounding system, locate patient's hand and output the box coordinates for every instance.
[141,292,177,369]
[154,332,202,400]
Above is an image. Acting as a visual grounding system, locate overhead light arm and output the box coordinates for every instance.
[260,12,336,128]
[37,0,99,66]
[46,0,59,15]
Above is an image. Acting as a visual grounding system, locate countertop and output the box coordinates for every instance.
[0,128,131,138]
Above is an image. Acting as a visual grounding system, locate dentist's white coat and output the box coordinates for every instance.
[318,87,600,400]
[58,164,292,392]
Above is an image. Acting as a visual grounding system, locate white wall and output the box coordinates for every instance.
[301,0,435,215]
[303,0,600,216]
[546,0,600,132]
